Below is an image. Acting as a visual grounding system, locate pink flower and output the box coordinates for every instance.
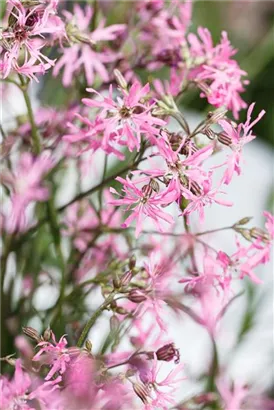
[63,200,99,252]
[82,81,165,152]
[109,176,177,237]
[32,333,75,381]
[218,103,266,184]
[0,359,59,409]
[1,0,60,78]
[63,115,125,160]
[181,176,233,224]
[53,4,125,86]
[1,152,54,233]
[138,355,185,409]
[188,28,248,118]
[217,378,249,410]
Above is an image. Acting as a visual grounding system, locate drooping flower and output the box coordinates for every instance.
[109,176,177,237]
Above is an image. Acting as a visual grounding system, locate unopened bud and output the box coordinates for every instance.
[250,227,270,243]
[128,289,147,303]
[156,343,180,363]
[110,315,120,331]
[121,270,133,287]
[234,217,252,226]
[110,300,118,309]
[133,382,151,404]
[113,275,121,289]
[129,255,136,270]
[22,327,41,343]
[203,128,216,140]
[116,307,128,315]
[150,179,160,193]
[43,327,52,341]
[114,69,128,90]
[85,339,92,352]
[217,132,232,146]
[234,227,252,241]
[206,108,227,124]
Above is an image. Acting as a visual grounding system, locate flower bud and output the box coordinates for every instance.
[22,326,41,343]
[234,227,252,241]
[129,255,136,270]
[234,217,252,226]
[133,382,151,404]
[121,270,133,287]
[156,343,180,363]
[150,179,160,193]
[116,307,128,315]
[114,69,128,90]
[128,289,147,303]
[217,132,232,146]
[250,227,270,243]
[43,327,52,341]
[85,339,92,353]
[110,315,120,331]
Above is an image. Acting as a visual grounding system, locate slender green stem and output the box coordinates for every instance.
[76,293,115,347]
[91,0,98,31]
[1,234,13,357]
[195,226,233,236]
[98,155,108,212]
[46,197,66,324]
[206,337,219,396]
[18,75,41,155]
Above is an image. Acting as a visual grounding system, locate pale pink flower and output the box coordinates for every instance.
[109,176,177,237]
[218,103,266,184]
[63,200,99,252]
[1,152,54,233]
[53,4,125,86]
[82,81,165,152]
[217,378,249,410]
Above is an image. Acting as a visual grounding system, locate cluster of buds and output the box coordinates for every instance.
[232,217,271,243]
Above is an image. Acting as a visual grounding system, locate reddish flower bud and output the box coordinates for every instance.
[128,289,147,303]
[156,343,180,364]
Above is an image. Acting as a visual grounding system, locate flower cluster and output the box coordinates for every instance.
[1,1,273,409]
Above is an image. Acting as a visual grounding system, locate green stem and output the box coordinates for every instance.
[0,236,12,355]
[18,75,41,155]
[76,293,115,347]
[46,197,66,323]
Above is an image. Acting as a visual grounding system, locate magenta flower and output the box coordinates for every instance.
[82,81,165,152]
[1,152,54,233]
[53,4,125,86]
[218,103,266,184]
[109,176,177,237]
